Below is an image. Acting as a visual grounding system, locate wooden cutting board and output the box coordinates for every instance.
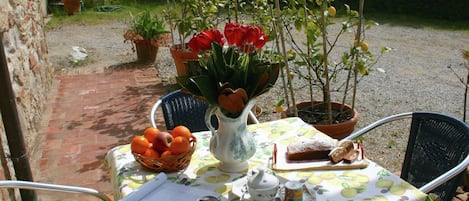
[272,144,368,171]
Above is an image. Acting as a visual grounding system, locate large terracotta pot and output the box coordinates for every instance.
[62,0,81,15]
[134,40,159,63]
[169,44,199,76]
[282,101,359,140]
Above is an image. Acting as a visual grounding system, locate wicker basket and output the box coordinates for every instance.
[132,136,197,172]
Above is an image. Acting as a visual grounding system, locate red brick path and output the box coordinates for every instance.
[32,65,167,200]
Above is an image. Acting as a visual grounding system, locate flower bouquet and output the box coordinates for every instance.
[176,23,280,172]
[176,22,280,118]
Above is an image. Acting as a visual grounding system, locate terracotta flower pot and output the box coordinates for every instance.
[282,101,359,140]
[134,40,159,63]
[62,0,81,15]
[170,44,199,76]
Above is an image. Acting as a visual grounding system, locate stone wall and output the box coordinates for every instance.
[0,0,52,186]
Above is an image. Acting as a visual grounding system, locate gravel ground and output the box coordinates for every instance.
[46,19,469,173]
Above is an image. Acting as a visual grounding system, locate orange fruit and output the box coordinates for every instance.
[143,127,160,144]
[160,150,173,158]
[171,125,192,139]
[131,135,151,154]
[142,148,160,165]
[143,148,160,158]
[170,136,191,155]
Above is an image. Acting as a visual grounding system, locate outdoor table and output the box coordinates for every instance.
[105,117,429,201]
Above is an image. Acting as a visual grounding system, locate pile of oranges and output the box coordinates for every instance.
[130,125,193,160]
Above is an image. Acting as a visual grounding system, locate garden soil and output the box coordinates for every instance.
[46,19,469,192]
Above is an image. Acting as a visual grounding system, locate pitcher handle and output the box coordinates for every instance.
[205,105,217,136]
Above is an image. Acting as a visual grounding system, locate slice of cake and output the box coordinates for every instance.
[328,140,357,163]
[286,138,338,161]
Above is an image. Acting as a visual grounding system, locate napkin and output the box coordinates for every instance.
[121,173,221,201]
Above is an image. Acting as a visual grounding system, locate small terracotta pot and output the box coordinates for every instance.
[62,0,81,15]
[282,101,359,140]
[170,44,199,76]
[134,40,159,63]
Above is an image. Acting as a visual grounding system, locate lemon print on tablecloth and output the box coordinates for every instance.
[274,171,290,179]
[296,172,313,178]
[271,127,293,137]
[398,181,414,190]
[342,171,369,181]
[118,145,131,153]
[389,183,407,195]
[341,181,366,198]
[375,179,394,189]
[194,165,218,175]
[341,188,359,198]
[342,170,356,177]
[296,127,321,138]
[307,176,322,185]
[129,175,146,183]
[204,174,231,183]
[248,161,265,169]
[362,195,388,201]
[215,184,230,195]
[126,180,143,189]
[345,180,365,189]
[319,172,336,180]
[268,132,282,139]
[354,174,370,184]
[279,137,299,145]
[145,174,155,181]
[410,189,428,200]
[327,179,342,187]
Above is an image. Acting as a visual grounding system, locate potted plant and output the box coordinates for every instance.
[124,10,170,63]
[62,0,81,15]
[164,0,224,76]
[275,0,389,139]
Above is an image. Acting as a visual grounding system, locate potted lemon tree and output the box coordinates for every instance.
[124,10,170,63]
[275,0,389,139]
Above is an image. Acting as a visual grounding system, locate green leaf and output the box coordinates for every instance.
[190,75,219,105]
[176,76,203,96]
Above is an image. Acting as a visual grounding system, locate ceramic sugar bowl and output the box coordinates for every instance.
[247,166,280,201]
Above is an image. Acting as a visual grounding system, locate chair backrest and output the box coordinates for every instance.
[0,180,111,201]
[159,90,218,132]
[151,89,259,132]
[401,112,469,201]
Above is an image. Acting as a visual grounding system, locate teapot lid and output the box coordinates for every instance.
[247,166,279,190]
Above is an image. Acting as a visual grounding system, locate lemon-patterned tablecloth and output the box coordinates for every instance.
[105,117,428,201]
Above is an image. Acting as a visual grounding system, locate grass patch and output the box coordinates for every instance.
[366,12,469,31]
[46,2,469,32]
[46,2,167,29]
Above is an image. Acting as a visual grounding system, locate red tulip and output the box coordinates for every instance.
[224,22,245,47]
[224,23,268,53]
[188,29,225,53]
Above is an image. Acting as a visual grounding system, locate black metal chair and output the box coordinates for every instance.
[0,180,111,201]
[150,90,259,132]
[343,112,469,201]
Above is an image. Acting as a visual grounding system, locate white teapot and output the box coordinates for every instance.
[247,166,280,201]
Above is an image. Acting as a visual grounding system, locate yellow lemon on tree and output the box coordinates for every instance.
[328,6,337,17]
[275,105,283,113]
[360,41,369,51]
